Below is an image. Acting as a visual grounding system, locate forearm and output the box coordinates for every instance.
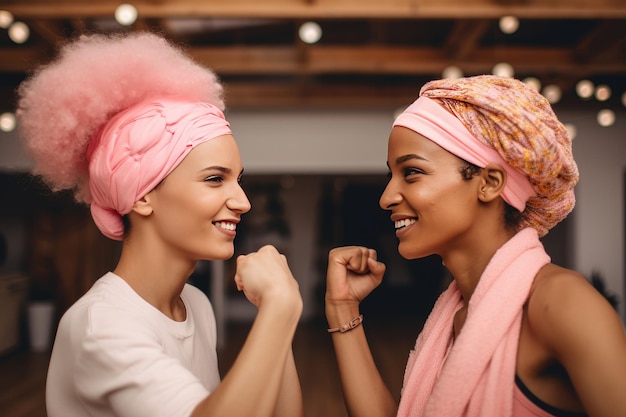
[273,347,304,417]
[327,303,397,417]
[192,297,302,417]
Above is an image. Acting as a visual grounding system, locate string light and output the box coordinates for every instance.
[576,80,594,99]
[594,84,611,102]
[115,3,138,26]
[542,84,561,104]
[492,62,514,78]
[0,112,16,132]
[442,65,463,79]
[597,109,615,127]
[8,21,29,44]
[0,10,13,29]
[298,21,322,44]
[499,16,519,34]
[564,123,577,141]
[522,77,541,92]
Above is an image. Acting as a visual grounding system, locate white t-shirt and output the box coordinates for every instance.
[46,272,220,417]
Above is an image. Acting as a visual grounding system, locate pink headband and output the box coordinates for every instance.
[393,96,535,211]
[88,98,232,240]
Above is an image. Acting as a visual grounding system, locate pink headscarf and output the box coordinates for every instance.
[88,97,232,240]
[394,96,535,212]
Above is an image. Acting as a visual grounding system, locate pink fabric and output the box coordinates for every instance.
[88,97,232,240]
[513,385,556,417]
[393,96,535,212]
[418,75,578,238]
[396,228,550,417]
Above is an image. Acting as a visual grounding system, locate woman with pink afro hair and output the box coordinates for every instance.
[17,32,304,417]
[325,75,626,417]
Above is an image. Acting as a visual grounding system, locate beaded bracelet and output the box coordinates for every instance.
[327,314,364,333]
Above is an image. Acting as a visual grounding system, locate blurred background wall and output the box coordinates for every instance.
[1,104,624,323]
[0,0,625,339]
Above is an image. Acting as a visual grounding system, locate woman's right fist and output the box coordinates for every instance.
[325,246,386,306]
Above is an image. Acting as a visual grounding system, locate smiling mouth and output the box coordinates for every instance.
[394,218,416,230]
[214,221,237,231]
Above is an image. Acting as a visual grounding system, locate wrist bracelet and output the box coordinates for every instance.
[327,314,364,333]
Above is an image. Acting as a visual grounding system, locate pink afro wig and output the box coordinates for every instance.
[16,31,225,203]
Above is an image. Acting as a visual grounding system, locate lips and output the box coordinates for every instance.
[394,218,417,230]
[213,221,237,231]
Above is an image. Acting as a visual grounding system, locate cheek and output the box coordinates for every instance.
[417,180,475,217]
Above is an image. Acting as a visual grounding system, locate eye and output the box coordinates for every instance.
[403,167,425,177]
[204,175,224,183]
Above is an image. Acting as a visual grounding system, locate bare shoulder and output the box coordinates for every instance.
[525,267,626,415]
[526,263,625,359]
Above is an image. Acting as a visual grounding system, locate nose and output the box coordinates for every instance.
[379,178,401,210]
[228,183,251,214]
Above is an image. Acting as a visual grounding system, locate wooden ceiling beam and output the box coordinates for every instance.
[222,82,420,108]
[4,0,626,19]
[26,19,67,47]
[3,44,626,76]
[574,20,626,64]
[444,19,491,60]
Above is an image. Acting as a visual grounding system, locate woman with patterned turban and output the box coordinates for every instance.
[17,32,303,417]
[325,75,626,417]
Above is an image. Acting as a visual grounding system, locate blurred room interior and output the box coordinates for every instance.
[0,1,625,416]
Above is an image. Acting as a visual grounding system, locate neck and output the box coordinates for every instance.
[442,226,516,305]
[113,236,195,321]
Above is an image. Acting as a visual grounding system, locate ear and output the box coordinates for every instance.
[477,163,507,203]
[131,193,154,217]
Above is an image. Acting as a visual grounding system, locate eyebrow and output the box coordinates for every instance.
[388,154,429,168]
[201,166,231,174]
[200,166,245,177]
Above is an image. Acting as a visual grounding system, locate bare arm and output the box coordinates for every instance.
[191,246,303,417]
[528,265,626,417]
[325,247,397,417]
[273,347,304,417]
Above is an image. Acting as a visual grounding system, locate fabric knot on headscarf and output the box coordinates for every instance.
[88,97,232,240]
[396,75,578,237]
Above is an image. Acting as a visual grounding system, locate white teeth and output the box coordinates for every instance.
[394,218,416,229]
[215,221,236,231]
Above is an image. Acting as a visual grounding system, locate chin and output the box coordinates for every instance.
[212,248,235,261]
[397,243,414,260]
[398,242,426,260]
[199,244,234,261]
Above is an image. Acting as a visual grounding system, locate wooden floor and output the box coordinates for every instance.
[0,316,422,417]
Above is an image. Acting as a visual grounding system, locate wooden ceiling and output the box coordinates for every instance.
[2,0,626,109]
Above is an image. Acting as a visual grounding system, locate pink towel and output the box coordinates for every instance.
[397,228,550,417]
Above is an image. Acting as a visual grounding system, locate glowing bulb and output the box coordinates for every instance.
[115,3,138,26]
[8,21,29,44]
[442,65,463,79]
[0,112,16,132]
[522,77,541,92]
[597,109,615,127]
[542,84,561,104]
[499,16,519,34]
[298,21,322,44]
[622,91,626,107]
[576,80,594,99]
[594,84,611,102]
[492,62,514,78]
[564,123,577,141]
[0,10,14,29]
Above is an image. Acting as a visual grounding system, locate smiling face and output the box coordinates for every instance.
[379,126,483,260]
[141,134,251,261]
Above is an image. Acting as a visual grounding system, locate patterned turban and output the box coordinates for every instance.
[404,75,578,237]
